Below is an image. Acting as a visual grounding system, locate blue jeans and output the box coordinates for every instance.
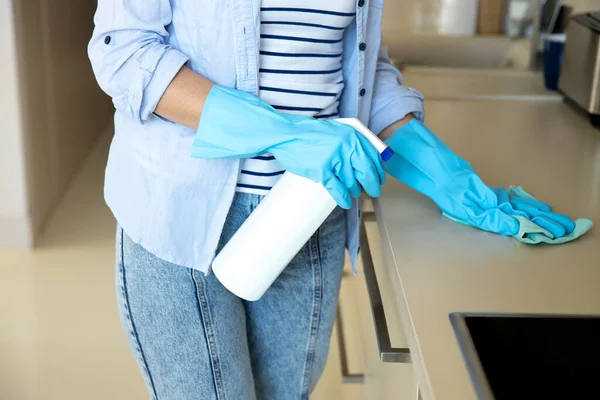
[116,193,346,400]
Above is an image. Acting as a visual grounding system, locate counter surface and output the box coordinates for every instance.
[374,100,600,400]
[401,66,561,101]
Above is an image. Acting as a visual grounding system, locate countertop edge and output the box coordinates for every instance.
[372,197,436,400]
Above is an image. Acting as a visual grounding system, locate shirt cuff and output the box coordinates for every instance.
[369,95,425,135]
[140,48,190,122]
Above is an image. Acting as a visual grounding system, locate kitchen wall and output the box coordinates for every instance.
[1,0,113,248]
[381,0,513,67]
[381,0,600,68]
[564,0,600,12]
[382,0,480,35]
[381,0,600,33]
[0,0,31,248]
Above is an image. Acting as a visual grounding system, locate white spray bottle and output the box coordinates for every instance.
[210,118,393,301]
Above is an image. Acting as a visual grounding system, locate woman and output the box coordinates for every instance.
[88,1,423,399]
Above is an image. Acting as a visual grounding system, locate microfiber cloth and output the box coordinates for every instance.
[444,186,593,244]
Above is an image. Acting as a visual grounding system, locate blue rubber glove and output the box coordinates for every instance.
[490,186,576,238]
[191,85,385,209]
[383,119,593,243]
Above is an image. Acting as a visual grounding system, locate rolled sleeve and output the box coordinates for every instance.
[88,0,189,123]
[368,40,425,135]
[136,47,189,122]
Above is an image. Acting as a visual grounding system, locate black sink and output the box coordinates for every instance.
[450,313,600,400]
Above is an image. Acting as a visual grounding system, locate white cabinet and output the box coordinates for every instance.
[336,205,419,400]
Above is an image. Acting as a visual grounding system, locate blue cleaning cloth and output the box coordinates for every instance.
[384,120,593,244]
[503,187,592,244]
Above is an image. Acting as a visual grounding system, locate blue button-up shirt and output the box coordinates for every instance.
[88,0,424,273]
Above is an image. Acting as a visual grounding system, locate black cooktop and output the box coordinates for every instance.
[450,313,600,400]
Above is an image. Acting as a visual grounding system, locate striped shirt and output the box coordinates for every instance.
[236,0,356,195]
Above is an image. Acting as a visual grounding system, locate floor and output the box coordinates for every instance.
[0,133,364,400]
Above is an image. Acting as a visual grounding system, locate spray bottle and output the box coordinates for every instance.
[211,118,392,301]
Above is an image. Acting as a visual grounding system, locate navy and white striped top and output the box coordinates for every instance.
[236,0,356,195]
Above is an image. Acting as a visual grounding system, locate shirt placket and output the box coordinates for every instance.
[355,0,368,112]
[232,0,260,95]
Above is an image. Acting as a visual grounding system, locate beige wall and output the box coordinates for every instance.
[564,0,600,12]
[381,0,600,34]
[0,0,32,247]
[1,0,113,248]
[381,0,513,68]
[381,0,480,35]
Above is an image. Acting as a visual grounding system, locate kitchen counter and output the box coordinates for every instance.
[400,66,562,101]
[373,100,600,400]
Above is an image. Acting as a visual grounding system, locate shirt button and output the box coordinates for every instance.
[359,42,367,51]
[104,35,111,45]
[358,0,365,6]
[359,88,366,96]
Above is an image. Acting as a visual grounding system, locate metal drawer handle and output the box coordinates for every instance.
[335,305,365,383]
[360,216,411,363]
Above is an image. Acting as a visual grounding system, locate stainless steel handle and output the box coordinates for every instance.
[335,305,365,383]
[360,214,411,364]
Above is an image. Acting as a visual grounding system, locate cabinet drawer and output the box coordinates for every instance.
[352,207,419,400]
